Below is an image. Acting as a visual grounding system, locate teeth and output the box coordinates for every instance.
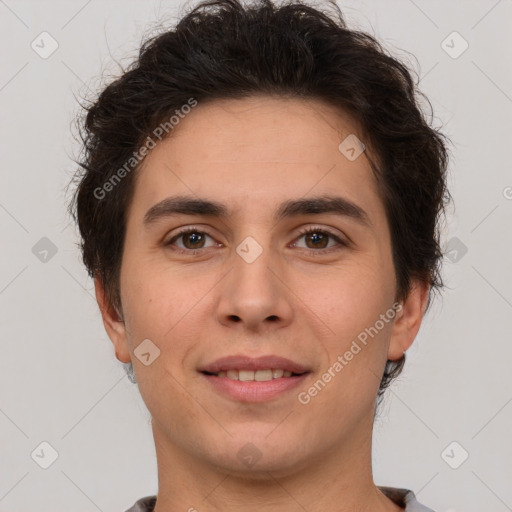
[214,369,297,380]
[239,370,255,381]
[255,370,273,381]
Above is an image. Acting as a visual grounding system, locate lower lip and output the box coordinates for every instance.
[200,373,309,402]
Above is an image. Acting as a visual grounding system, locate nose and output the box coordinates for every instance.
[215,241,294,333]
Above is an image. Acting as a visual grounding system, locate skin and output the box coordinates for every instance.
[95,96,429,512]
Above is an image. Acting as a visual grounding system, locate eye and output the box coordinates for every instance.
[292,227,348,253]
[164,226,348,255]
[165,228,219,253]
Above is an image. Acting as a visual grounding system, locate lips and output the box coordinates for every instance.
[198,354,310,375]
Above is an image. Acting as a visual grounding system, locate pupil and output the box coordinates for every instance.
[183,232,328,250]
[186,232,203,248]
[308,232,327,249]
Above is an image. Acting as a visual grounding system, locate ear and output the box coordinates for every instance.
[94,276,131,363]
[387,280,430,361]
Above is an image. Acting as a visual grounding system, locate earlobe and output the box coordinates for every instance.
[94,277,131,364]
[387,281,429,361]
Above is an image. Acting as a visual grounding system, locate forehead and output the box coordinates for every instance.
[129,96,383,225]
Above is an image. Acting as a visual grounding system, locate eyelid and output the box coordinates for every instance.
[165,224,349,253]
[292,225,349,250]
[165,226,220,248]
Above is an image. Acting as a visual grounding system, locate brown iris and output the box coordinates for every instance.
[305,232,329,249]
[182,231,206,249]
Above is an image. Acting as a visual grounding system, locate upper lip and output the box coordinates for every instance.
[199,355,310,374]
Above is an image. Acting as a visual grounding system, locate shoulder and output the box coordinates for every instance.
[124,489,436,512]
[123,495,157,512]
[378,485,436,512]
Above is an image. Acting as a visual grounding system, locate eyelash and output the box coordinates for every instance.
[165,226,348,256]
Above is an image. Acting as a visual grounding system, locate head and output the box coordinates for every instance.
[69,0,450,475]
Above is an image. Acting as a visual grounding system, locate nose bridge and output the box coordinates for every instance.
[217,232,293,329]
[231,234,277,302]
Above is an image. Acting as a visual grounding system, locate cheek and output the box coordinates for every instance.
[319,261,394,328]
[305,287,396,416]
[307,262,396,394]
[118,258,173,350]
[120,260,215,356]
[119,269,200,407]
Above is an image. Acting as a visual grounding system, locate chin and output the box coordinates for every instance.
[204,435,311,477]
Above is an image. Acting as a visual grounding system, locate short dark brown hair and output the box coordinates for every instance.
[68,0,451,400]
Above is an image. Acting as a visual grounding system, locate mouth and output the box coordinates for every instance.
[200,371,310,402]
[198,354,311,402]
[201,369,307,380]
[198,354,310,375]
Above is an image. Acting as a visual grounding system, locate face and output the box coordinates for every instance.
[97,96,426,477]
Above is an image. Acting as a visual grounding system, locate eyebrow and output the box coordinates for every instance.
[143,194,372,228]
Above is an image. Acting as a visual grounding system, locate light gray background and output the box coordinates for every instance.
[1,0,511,511]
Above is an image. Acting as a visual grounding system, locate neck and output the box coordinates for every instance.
[151,413,403,512]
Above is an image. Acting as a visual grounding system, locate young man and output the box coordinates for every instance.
[69,0,450,510]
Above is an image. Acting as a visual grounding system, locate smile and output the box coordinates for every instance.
[200,371,310,402]
[205,369,302,380]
